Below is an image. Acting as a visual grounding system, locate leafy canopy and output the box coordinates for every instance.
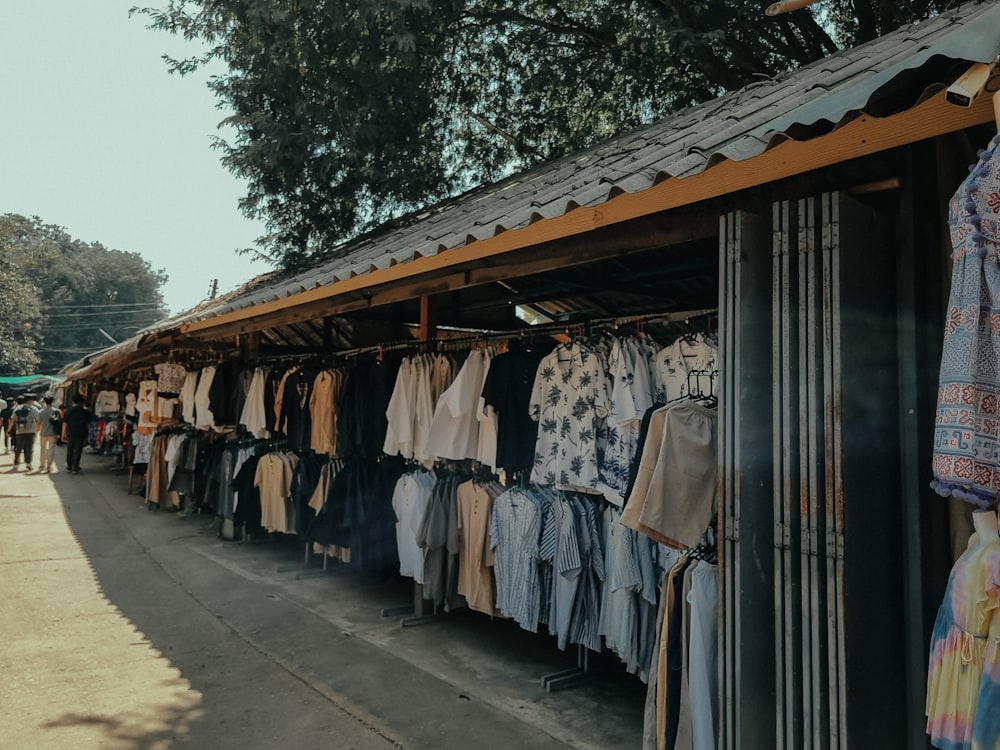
[134,0,954,269]
[0,214,168,375]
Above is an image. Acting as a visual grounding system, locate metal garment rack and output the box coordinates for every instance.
[379,582,439,628]
[274,543,351,579]
[242,307,718,369]
[541,644,592,692]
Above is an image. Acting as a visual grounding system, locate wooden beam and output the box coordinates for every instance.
[178,89,990,339]
[420,295,437,341]
[322,317,334,351]
[182,210,718,340]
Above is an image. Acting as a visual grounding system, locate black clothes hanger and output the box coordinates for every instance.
[682,527,718,564]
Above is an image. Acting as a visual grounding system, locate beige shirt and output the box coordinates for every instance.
[456,480,501,617]
[254,452,300,533]
[621,400,718,549]
[309,369,343,456]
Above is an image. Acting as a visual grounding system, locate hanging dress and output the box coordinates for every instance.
[932,134,1000,507]
[926,525,1000,749]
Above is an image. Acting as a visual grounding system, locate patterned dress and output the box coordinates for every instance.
[932,134,1000,507]
[926,527,1000,749]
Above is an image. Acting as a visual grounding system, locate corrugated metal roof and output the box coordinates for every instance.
[146,0,1000,333]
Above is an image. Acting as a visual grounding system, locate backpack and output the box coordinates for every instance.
[48,409,62,430]
[14,405,30,429]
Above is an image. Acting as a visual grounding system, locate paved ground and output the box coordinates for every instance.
[0,446,645,750]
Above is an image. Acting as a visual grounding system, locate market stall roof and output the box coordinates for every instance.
[63,0,1000,378]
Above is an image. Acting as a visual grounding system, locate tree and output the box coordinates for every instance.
[0,268,42,375]
[0,214,169,374]
[134,0,954,269]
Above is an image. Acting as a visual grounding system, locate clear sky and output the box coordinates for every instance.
[0,2,270,315]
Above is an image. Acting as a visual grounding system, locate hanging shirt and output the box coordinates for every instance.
[490,487,544,633]
[124,392,137,417]
[277,368,315,451]
[425,349,486,461]
[456,479,503,616]
[254,451,300,533]
[621,399,718,550]
[529,342,610,490]
[154,362,187,395]
[180,370,199,425]
[135,380,158,432]
[383,356,416,458]
[392,472,435,582]
[194,365,216,429]
[652,333,717,403]
[601,338,654,499]
[94,389,121,416]
[413,355,454,466]
[239,367,270,439]
[310,368,343,456]
[482,343,546,473]
[475,349,499,471]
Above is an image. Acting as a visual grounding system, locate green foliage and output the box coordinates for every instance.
[0,268,42,375]
[0,214,169,374]
[133,0,954,269]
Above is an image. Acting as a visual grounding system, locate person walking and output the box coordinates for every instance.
[0,394,10,453]
[60,393,92,474]
[36,395,61,473]
[9,393,41,471]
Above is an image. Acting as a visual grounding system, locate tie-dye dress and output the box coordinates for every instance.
[927,531,1000,749]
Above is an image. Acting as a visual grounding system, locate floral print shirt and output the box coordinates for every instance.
[529,342,610,489]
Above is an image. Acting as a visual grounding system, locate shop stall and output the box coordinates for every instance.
[62,4,1000,748]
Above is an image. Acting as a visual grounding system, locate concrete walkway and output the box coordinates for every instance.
[0,447,644,750]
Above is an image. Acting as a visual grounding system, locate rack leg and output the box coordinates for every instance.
[541,644,590,692]
[380,582,438,627]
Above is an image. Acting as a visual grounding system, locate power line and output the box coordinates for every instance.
[40,326,149,334]
[43,311,163,321]
[41,302,164,310]
[35,351,100,355]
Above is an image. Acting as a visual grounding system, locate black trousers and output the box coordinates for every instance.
[66,436,85,471]
[13,433,35,465]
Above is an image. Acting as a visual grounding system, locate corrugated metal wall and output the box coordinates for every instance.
[721,192,910,749]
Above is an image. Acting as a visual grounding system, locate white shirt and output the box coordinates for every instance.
[194,365,216,429]
[476,349,499,470]
[411,355,438,466]
[392,472,437,582]
[424,350,486,461]
[180,370,199,424]
[94,389,121,416]
[239,367,270,439]
[384,357,416,458]
[653,333,717,403]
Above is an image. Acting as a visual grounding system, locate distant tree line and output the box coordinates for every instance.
[0,213,168,375]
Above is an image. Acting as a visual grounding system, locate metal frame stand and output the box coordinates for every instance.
[541,644,590,693]
[380,582,438,628]
[275,543,348,579]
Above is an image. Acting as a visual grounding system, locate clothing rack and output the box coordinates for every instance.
[239,307,718,369]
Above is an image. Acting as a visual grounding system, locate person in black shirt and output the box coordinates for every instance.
[60,393,93,474]
[0,394,12,453]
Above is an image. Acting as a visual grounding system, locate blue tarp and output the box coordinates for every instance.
[0,374,64,394]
